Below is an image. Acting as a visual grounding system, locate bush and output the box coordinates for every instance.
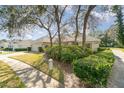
[38,47,44,52]
[98,47,109,52]
[46,45,92,63]
[46,46,61,60]
[14,48,27,51]
[73,49,114,87]
[4,48,13,51]
[27,47,31,52]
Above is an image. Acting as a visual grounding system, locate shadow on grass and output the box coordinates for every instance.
[0,62,25,88]
[15,67,64,88]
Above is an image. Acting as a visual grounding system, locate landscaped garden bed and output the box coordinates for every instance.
[0,61,25,88]
[10,46,115,87]
[10,53,64,84]
[72,49,114,87]
[46,45,92,63]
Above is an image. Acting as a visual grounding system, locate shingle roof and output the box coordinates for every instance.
[34,34,100,43]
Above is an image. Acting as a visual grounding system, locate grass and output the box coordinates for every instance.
[0,61,25,88]
[110,48,124,52]
[117,48,124,52]
[10,53,64,84]
[0,51,14,55]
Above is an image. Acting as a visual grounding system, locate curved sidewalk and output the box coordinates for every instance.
[107,49,124,88]
[0,53,63,88]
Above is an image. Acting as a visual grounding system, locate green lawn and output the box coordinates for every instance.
[118,48,124,52]
[110,48,124,52]
[10,53,64,84]
[0,61,25,88]
[0,51,14,55]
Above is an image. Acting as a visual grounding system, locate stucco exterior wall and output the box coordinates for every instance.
[91,42,100,52]
[0,42,9,48]
[31,43,42,52]
[13,43,31,48]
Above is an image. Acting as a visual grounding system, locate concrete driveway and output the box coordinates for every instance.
[0,52,63,88]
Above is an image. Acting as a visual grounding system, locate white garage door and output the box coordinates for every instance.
[31,45,40,52]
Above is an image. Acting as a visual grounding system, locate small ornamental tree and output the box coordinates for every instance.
[113,5,124,47]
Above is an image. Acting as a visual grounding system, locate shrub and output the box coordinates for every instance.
[98,47,109,52]
[38,47,44,52]
[27,47,31,52]
[14,48,27,51]
[4,48,13,51]
[73,49,114,87]
[46,46,61,60]
[96,50,114,63]
[46,45,92,63]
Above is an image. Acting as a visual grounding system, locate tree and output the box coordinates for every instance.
[15,6,55,47]
[82,5,96,47]
[0,6,26,48]
[0,6,37,39]
[53,5,67,58]
[100,32,114,47]
[74,5,81,45]
[31,6,55,47]
[112,5,124,47]
[37,16,53,47]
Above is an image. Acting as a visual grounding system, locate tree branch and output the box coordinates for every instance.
[52,31,58,39]
[59,5,67,23]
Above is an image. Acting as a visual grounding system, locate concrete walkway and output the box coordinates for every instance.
[107,49,124,88]
[0,52,63,88]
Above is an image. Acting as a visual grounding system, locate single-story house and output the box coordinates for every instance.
[0,39,32,50]
[0,34,100,52]
[12,40,32,49]
[31,40,42,52]
[61,35,100,51]
[31,36,56,52]
[31,34,100,52]
[0,40,9,48]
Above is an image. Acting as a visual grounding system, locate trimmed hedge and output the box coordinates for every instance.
[73,49,114,87]
[14,48,27,51]
[46,45,92,63]
[4,48,13,51]
[3,48,28,51]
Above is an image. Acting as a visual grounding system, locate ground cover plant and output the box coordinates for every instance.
[46,45,92,63]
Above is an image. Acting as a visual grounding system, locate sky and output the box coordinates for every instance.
[0,5,116,40]
[97,15,115,31]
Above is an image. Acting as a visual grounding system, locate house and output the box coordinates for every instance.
[31,36,56,52]
[61,35,100,51]
[12,40,32,49]
[31,34,100,52]
[0,34,100,52]
[0,39,32,50]
[0,40,9,48]
[31,40,42,52]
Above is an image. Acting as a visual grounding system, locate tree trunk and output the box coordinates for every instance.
[58,27,61,47]
[48,30,53,47]
[57,23,62,59]
[82,5,96,47]
[74,5,81,45]
[54,5,62,59]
